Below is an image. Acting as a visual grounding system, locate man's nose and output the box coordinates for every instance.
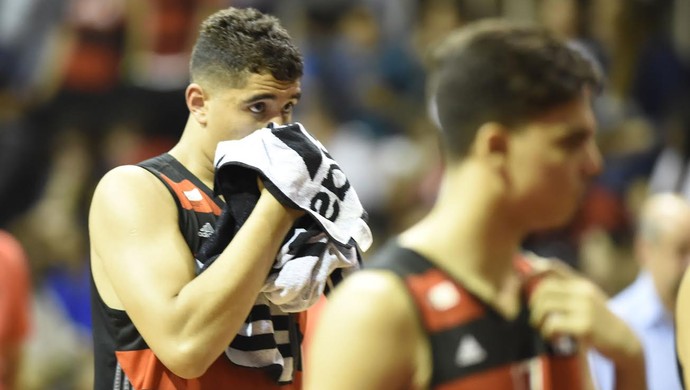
[583,141,603,178]
[266,114,287,127]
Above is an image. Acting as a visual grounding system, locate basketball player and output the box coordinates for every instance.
[305,20,645,390]
[89,7,306,389]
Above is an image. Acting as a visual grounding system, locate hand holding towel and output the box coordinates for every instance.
[213,122,372,252]
[194,122,372,383]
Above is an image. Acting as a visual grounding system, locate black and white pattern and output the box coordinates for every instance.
[224,295,297,384]
[262,226,359,312]
[195,122,371,384]
[214,122,372,252]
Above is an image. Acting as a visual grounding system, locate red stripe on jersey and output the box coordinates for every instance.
[406,269,485,332]
[160,174,222,216]
[436,354,582,390]
[115,349,302,390]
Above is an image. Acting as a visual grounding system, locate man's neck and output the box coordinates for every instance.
[398,171,526,319]
[168,134,215,189]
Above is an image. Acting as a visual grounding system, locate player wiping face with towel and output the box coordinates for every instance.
[88,7,369,390]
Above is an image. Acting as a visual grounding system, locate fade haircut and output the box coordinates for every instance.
[190,7,303,88]
[429,19,602,159]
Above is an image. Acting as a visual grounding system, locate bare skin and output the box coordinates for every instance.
[670,195,690,386]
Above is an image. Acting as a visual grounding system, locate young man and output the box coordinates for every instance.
[89,7,305,389]
[305,20,645,390]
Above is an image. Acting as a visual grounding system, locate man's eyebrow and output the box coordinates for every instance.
[242,92,302,104]
[566,125,595,136]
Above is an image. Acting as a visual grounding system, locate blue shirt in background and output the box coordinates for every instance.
[588,271,682,390]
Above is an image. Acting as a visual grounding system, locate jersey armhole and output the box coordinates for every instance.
[365,243,436,388]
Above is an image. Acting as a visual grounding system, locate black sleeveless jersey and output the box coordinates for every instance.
[90,154,301,389]
[367,242,584,390]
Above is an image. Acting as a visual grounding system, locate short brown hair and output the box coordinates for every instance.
[190,7,303,88]
[430,19,602,159]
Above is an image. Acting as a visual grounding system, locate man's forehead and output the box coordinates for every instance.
[532,98,596,133]
[240,72,301,90]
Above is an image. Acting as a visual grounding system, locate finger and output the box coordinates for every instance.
[522,252,576,279]
[529,278,575,306]
[529,288,570,327]
[529,279,583,326]
[540,311,587,341]
[541,259,578,280]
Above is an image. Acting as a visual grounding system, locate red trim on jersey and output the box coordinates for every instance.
[160,174,222,215]
[115,349,301,389]
[406,269,485,332]
[435,354,583,390]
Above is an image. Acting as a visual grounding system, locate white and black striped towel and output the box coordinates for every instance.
[195,122,370,383]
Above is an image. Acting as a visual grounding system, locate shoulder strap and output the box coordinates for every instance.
[137,153,223,254]
[365,240,434,277]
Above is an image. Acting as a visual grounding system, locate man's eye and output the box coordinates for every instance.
[282,102,294,114]
[249,102,266,114]
[559,133,587,150]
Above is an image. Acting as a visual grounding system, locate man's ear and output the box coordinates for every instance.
[186,83,208,126]
[472,122,509,165]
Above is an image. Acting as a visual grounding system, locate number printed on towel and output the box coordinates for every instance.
[310,164,351,222]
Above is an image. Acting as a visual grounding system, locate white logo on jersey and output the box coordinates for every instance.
[427,280,461,311]
[455,334,487,367]
[184,188,203,202]
[552,335,577,356]
[198,222,215,238]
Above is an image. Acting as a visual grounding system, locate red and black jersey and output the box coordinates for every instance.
[91,153,302,389]
[367,242,583,390]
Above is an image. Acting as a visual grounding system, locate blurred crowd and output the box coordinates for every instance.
[1,0,689,388]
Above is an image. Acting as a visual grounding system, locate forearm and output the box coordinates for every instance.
[2,344,22,390]
[161,191,299,375]
[607,332,646,390]
[597,319,646,390]
[613,357,646,390]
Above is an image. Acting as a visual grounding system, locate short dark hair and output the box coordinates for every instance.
[429,19,602,159]
[190,7,303,88]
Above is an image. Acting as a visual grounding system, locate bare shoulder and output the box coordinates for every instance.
[92,165,168,206]
[90,165,174,230]
[89,165,179,281]
[677,269,690,332]
[305,269,424,390]
[328,269,417,323]
[89,164,194,310]
[677,269,690,379]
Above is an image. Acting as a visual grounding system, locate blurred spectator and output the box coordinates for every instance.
[0,0,69,227]
[648,97,690,198]
[589,192,690,390]
[0,0,68,99]
[8,130,94,390]
[0,230,31,390]
[117,0,219,162]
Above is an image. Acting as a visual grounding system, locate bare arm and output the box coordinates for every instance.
[89,165,301,378]
[676,268,690,386]
[529,262,646,390]
[1,343,21,390]
[304,271,425,390]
